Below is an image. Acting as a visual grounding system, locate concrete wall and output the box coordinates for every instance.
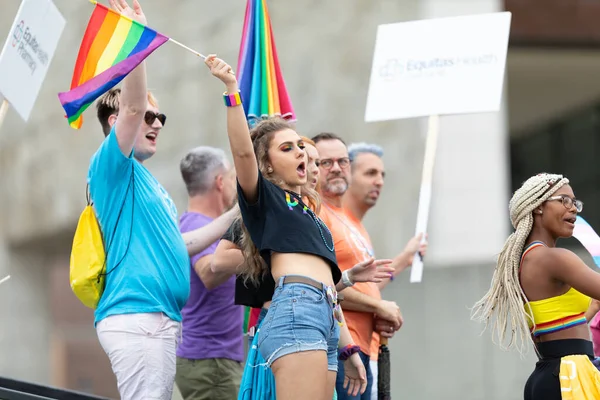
[0,1,552,399]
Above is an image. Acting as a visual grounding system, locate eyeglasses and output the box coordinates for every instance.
[319,157,350,170]
[546,195,583,213]
[145,111,166,127]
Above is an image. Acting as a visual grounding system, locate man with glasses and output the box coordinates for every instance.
[344,142,427,399]
[312,133,402,400]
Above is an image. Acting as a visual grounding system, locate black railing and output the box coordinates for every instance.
[0,377,110,400]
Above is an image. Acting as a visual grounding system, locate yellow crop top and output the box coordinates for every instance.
[520,241,591,337]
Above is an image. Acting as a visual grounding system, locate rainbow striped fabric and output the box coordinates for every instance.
[58,2,168,129]
[520,240,546,264]
[532,313,588,337]
[237,0,295,123]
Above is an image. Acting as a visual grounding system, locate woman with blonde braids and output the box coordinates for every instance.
[472,172,600,399]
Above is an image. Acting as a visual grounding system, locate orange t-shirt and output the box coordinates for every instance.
[345,211,382,362]
[320,202,382,358]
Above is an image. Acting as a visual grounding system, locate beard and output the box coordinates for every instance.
[323,177,348,196]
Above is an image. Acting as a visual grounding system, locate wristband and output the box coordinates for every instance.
[341,270,354,288]
[339,344,360,361]
[223,91,242,107]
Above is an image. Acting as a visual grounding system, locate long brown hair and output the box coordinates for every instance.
[237,118,321,286]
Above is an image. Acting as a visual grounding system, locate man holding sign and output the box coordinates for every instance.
[343,142,427,399]
[314,133,410,400]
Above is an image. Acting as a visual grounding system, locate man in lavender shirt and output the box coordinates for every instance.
[175,146,243,400]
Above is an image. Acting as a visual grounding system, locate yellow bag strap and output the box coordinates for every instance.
[96,163,135,282]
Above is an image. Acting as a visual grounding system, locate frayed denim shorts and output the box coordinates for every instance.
[257,275,341,372]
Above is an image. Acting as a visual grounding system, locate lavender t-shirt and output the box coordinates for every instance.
[176,212,244,362]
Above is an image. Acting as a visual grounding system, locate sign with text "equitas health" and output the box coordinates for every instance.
[365,12,511,122]
[0,0,65,121]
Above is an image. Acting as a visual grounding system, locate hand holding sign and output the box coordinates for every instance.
[364,12,511,282]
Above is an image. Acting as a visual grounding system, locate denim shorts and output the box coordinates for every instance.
[257,275,340,372]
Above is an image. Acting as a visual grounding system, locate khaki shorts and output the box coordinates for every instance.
[175,357,243,400]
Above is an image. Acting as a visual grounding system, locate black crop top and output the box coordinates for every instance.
[237,171,341,284]
[222,220,276,308]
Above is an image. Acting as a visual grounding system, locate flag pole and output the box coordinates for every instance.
[168,38,206,59]
[0,99,10,132]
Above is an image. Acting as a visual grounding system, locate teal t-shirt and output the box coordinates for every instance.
[88,127,190,324]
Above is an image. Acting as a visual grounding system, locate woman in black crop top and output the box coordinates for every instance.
[206,55,376,399]
[212,137,391,318]
[211,132,394,400]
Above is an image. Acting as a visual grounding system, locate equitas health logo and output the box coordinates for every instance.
[9,20,49,75]
[12,20,25,47]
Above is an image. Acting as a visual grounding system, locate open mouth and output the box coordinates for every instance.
[296,162,306,177]
[146,132,157,143]
[564,216,576,227]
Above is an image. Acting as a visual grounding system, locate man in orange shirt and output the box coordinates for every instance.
[312,133,423,400]
[343,142,427,399]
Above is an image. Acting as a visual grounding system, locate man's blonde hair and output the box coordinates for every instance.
[96,88,158,136]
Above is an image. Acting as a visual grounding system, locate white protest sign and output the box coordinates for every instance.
[365,12,511,122]
[0,0,65,122]
[365,12,511,282]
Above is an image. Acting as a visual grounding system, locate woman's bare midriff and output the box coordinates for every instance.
[535,324,592,343]
[270,252,334,288]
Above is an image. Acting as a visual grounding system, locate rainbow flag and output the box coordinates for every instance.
[58,2,169,129]
[243,306,252,335]
[243,306,261,335]
[573,216,600,267]
[237,0,295,123]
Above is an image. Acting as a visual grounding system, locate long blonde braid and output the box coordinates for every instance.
[470,173,569,356]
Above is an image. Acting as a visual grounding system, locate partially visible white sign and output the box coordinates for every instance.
[365,12,511,122]
[0,0,65,121]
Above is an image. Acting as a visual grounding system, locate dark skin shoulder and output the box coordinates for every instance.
[520,247,600,342]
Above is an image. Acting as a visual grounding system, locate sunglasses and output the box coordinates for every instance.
[145,111,166,127]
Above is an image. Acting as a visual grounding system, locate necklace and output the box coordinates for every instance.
[285,190,334,252]
[323,203,374,258]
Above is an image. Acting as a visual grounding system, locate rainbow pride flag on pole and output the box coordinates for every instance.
[237,0,295,123]
[58,1,168,129]
[236,0,294,334]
